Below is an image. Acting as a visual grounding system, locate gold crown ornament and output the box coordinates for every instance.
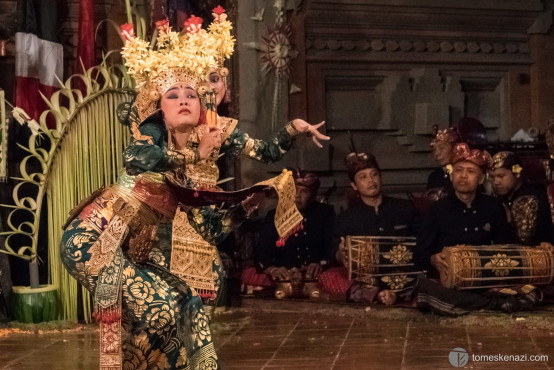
[120,6,235,122]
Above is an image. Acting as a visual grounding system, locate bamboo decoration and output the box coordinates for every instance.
[0,62,135,322]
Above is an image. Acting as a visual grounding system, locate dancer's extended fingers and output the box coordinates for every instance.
[312,129,330,140]
[313,121,325,129]
[312,136,323,148]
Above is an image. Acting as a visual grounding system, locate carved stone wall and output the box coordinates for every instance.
[237,0,554,210]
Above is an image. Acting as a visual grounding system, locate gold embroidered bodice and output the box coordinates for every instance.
[175,116,237,189]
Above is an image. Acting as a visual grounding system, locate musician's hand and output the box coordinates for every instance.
[265,266,289,281]
[430,252,448,273]
[336,237,345,264]
[305,263,323,280]
[378,290,397,306]
[198,128,222,159]
[291,119,330,148]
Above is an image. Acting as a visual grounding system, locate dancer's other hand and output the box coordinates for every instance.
[198,128,222,159]
[292,119,330,148]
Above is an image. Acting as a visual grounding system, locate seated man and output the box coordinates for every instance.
[414,143,542,316]
[426,126,461,198]
[241,170,335,297]
[318,152,420,306]
[489,151,553,245]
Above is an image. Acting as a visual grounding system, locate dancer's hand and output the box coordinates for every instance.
[292,119,330,148]
[240,191,267,217]
[198,129,222,159]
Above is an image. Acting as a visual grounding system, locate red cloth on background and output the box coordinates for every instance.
[241,267,273,288]
[75,0,95,72]
[318,266,352,299]
[72,0,95,94]
[15,0,64,127]
[14,76,57,123]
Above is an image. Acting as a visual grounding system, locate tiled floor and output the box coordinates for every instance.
[213,310,554,369]
[2,303,554,369]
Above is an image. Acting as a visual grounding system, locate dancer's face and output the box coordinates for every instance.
[160,83,201,131]
[209,71,226,106]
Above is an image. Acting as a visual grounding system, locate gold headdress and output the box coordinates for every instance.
[451,143,492,171]
[120,6,235,122]
[431,126,461,146]
[491,151,523,175]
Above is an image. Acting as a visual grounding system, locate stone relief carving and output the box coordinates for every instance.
[307,38,529,55]
[325,68,505,164]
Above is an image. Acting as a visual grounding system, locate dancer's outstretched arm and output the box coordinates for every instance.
[221,119,329,163]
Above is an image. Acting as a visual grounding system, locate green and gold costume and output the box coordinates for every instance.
[60,113,299,369]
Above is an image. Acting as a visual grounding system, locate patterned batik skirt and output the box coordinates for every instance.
[60,190,219,370]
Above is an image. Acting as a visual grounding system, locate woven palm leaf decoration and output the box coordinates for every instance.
[0,61,135,322]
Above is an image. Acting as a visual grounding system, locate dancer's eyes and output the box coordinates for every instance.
[210,74,220,83]
[166,93,178,99]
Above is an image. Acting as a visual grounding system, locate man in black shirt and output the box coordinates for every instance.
[337,152,420,238]
[256,170,335,280]
[426,126,461,198]
[416,145,512,274]
[241,170,335,296]
[319,152,420,305]
[415,143,541,315]
[489,151,553,245]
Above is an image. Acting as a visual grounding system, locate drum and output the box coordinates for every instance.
[440,243,554,289]
[345,236,422,292]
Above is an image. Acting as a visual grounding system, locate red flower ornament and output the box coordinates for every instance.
[212,6,225,15]
[120,23,135,41]
[212,5,227,21]
[184,15,203,33]
[155,18,170,33]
